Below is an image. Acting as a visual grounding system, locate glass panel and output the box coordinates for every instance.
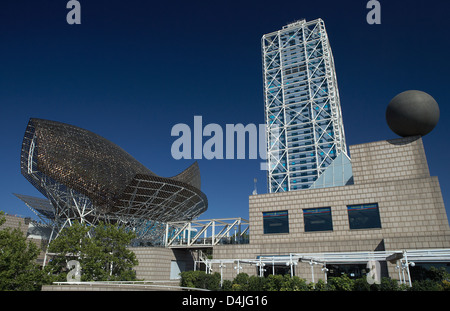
[303,207,333,232]
[409,263,450,281]
[263,211,289,234]
[258,265,294,278]
[327,264,368,279]
[347,203,381,229]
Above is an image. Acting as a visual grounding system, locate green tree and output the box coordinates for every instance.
[45,221,138,282]
[0,211,45,290]
[86,222,138,280]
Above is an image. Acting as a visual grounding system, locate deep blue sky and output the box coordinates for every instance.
[1,0,449,223]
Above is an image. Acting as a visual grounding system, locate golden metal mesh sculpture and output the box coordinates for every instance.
[19,118,207,244]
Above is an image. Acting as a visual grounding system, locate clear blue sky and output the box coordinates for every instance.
[1,0,449,223]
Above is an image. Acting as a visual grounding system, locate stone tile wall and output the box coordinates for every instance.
[213,136,450,281]
[130,247,194,281]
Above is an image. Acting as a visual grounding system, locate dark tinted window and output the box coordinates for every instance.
[303,207,333,232]
[263,211,289,234]
[347,203,381,229]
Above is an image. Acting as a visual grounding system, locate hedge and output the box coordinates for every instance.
[179,270,450,291]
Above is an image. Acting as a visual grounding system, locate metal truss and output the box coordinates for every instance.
[17,118,208,249]
[165,218,249,248]
[13,193,55,226]
[262,19,348,193]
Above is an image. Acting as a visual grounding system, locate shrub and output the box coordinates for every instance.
[327,274,354,291]
[265,274,284,291]
[409,279,443,291]
[441,279,450,291]
[221,279,233,291]
[232,273,250,291]
[181,269,450,291]
[180,270,202,288]
[407,266,449,291]
[248,275,266,291]
[426,266,449,281]
[313,279,328,291]
[350,276,400,291]
[180,271,222,290]
[379,277,401,291]
[281,275,308,291]
[262,274,309,291]
[353,278,371,291]
[233,273,249,285]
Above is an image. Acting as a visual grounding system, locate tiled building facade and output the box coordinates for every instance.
[212,136,450,281]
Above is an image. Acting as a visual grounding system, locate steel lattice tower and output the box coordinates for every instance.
[262,19,350,193]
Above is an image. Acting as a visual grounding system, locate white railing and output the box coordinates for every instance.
[52,280,210,291]
[165,218,249,248]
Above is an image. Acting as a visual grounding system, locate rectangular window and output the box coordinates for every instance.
[263,211,289,234]
[347,203,381,230]
[303,207,333,232]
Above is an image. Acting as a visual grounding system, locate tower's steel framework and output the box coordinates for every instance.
[262,19,348,193]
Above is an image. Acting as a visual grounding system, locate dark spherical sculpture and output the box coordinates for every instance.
[386,90,440,137]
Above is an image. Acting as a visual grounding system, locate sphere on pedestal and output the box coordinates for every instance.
[386,90,439,137]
